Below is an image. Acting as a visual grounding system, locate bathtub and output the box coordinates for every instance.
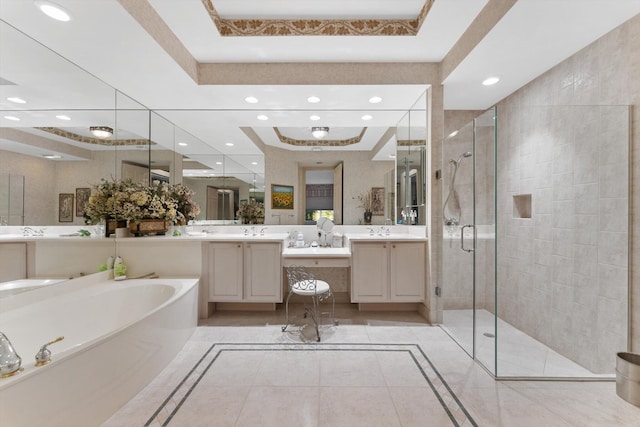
[0,278,66,298]
[0,273,198,427]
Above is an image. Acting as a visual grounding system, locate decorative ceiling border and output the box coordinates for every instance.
[201,0,435,37]
[274,127,367,146]
[36,127,154,147]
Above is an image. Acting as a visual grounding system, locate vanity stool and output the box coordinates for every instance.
[281,265,337,342]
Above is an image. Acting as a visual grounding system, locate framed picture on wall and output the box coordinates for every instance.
[75,187,91,217]
[271,184,294,209]
[371,187,385,216]
[59,193,74,222]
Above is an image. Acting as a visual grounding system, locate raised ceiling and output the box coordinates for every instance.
[1,0,639,171]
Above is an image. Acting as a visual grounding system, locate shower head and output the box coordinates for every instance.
[451,151,472,164]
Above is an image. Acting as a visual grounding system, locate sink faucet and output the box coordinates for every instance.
[259,227,266,236]
[22,226,44,237]
[243,227,249,236]
[367,227,374,236]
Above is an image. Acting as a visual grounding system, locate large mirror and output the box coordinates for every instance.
[395,90,428,225]
[1,18,428,228]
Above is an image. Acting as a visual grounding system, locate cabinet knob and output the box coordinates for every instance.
[393,244,396,248]
[315,260,319,265]
[237,244,241,248]
[383,244,386,248]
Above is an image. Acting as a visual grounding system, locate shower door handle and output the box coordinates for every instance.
[461,224,475,253]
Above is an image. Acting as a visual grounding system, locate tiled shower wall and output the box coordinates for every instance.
[498,112,629,372]
[496,13,640,360]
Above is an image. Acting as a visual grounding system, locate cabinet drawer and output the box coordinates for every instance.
[283,258,349,268]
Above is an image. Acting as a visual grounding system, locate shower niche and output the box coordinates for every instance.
[512,194,531,219]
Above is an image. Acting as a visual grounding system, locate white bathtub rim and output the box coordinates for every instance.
[0,277,199,389]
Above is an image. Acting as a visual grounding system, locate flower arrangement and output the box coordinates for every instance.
[236,200,265,223]
[170,183,201,224]
[84,178,200,225]
[354,190,373,213]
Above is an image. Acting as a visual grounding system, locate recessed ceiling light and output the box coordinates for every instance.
[7,97,26,104]
[251,161,258,165]
[257,115,268,121]
[482,77,500,86]
[216,161,223,165]
[361,114,373,121]
[4,116,20,121]
[89,126,113,138]
[310,115,320,121]
[34,0,72,22]
[245,96,258,104]
[56,115,71,120]
[42,154,61,159]
[307,96,320,104]
[369,96,382,104]
[178,142,188,146]
[448,130,459,138]
[225,142,234,147]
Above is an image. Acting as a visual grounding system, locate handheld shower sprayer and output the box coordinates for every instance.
[443,151,472,229]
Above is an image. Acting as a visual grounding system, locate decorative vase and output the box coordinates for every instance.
[364,211,372,225]
[106,219,127,237]
[128,219,169,236]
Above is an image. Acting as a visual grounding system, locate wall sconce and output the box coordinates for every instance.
[89,126,113,138]
[311,126,329,139]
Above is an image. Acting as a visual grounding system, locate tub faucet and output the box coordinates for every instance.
[35,336,64,367]
[0,332,22,378]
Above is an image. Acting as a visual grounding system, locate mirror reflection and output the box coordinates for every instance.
[1,20,428,228]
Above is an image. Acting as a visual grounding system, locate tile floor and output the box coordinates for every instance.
[102,304,640,426]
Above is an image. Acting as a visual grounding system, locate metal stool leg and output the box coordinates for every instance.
[281,289,294,332]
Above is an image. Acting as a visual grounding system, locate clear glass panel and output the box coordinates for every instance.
[441,119,475,357]
[495,105,629,378]
[473,107,497,375]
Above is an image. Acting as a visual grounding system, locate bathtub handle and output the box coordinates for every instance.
[461,224,475,253]
[35,336,64,367]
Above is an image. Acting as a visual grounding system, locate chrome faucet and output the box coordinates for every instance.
[0,332,22,378]
[259,227,266,236]
[35,336,64,367]
[22,226,44,237]
[243,227,249,236]
[367,227,374,236]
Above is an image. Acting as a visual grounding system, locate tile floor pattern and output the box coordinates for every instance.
[103,305,640,426]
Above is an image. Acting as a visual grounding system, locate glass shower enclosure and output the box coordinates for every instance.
[440,105,630,379]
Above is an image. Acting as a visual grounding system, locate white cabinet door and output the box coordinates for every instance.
[390,242,426,302]
[245,242,282,302]
[208,242,243,301]
[351,242,388,302]
[0,243,27,282]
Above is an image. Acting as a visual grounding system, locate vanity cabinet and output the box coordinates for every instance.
[208,241,282,302]
[350,241,426,303]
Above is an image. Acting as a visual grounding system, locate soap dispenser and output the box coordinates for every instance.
[296,232,305,248]
[113,256,127,281]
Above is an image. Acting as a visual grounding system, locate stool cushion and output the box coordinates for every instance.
[292,279,331,296]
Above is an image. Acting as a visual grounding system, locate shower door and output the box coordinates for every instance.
[441,108,496,374]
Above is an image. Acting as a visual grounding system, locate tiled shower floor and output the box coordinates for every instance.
[442,309,612,378]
